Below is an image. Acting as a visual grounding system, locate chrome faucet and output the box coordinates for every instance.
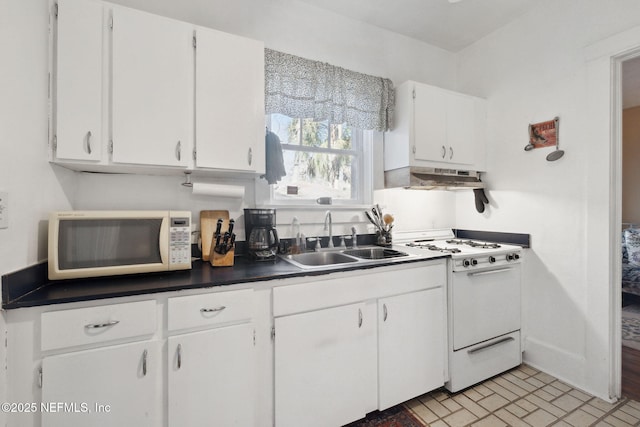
[351,226,358,249]
[324,210,334,248]
[291,216,301,253]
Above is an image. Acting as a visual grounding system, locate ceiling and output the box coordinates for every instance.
[296,0,538,52]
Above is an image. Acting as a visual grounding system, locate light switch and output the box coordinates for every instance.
[0,192,7,229]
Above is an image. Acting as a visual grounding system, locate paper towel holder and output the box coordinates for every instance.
[181,172,193,188]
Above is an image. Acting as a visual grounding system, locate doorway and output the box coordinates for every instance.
[620,55,640,400]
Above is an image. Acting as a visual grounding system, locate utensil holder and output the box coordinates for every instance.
[376,230,392,247]
[210,247,235,267]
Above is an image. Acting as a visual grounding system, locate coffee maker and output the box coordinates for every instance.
[244,209,279,261]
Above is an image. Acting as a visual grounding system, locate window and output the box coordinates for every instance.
[266,114,371,205]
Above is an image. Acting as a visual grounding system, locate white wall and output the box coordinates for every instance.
[455,0,640,399]
[623,107,640,223]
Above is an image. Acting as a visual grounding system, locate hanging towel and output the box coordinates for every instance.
[262,130,286,185]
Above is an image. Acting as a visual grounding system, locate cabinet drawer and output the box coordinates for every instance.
[168,289,253,332]
[446,330,521,393]
[41,300,157,352]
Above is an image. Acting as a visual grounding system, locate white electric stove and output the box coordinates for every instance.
[394,229,523,392]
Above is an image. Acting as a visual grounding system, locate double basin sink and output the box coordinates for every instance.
[279,246,412,270]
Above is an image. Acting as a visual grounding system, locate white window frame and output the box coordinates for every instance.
[260,116,373,208]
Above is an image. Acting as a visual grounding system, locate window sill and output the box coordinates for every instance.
[256,204,372,211]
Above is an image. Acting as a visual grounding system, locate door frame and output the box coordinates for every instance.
[584,23,640,401]
[608,44,640,401]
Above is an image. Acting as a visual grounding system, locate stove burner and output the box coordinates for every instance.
[445,239,501,249]
[406,242,462,253]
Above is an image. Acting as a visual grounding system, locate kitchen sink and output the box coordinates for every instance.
[342,247,409,260]
[279,246,413,270]
[279,251,359,268]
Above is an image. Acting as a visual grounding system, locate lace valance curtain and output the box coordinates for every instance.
[264,49,395,131]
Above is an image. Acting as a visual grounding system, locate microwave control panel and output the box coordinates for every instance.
[169,215,191,269]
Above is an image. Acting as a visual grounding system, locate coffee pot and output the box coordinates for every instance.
[248,227,279,260]
[244,209,279,261]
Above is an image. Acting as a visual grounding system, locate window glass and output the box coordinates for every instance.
[267,114,365,203]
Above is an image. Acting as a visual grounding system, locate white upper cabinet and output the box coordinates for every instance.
[111,5,193,167]
[195,26,265,173]
[50,0,266,175]
[53,0,103,162]
[385,81,487,171]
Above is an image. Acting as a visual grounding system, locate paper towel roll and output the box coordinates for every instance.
[192,182,245,198]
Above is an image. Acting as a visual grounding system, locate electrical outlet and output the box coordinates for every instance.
[0,192,8,229]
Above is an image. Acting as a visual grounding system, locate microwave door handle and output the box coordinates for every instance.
[159,216,169,266]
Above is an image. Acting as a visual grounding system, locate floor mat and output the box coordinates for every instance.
[343,404,426,427]
[622,305,640,351]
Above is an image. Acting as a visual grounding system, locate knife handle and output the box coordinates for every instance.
[214,218,223,236]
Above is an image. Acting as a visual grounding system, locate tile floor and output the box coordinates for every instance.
[404,365,640,426]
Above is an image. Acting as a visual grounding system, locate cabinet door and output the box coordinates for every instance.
[446,92,475,165]
[54,0,103,162]
[194,27,264,173]
[275,302,373,427]
[168,324,255,426]
[378,288,445,410]
[111,6,192,167]
[413,83,447,163]
[41,340,161,427]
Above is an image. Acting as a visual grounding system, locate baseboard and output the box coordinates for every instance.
[523,336,612,402]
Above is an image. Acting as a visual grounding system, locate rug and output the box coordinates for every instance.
[622,305,640,351]
[343,404,425,427]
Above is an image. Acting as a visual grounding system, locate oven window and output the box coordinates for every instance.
[58,219,163,270]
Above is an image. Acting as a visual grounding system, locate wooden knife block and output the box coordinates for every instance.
[210,247,235,267]
[200,210,230,261]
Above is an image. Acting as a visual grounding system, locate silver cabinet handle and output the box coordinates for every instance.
[383,304,388,322]
[449,146,453,160]
[177,344,182,370]
[441,145,446,159]
[467,267,512,277]
[358,308,363,328]
[86,131,92,154]
[142,349,148,376]
[176,141,182,161]
[84,320,120,329]
[467,336,515,355]
[247,147,252,166]
[200,306,226,313]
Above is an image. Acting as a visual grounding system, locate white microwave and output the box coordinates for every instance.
[48,210,192,280]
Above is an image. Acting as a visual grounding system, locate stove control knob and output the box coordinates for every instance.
[463,259,471,267]
[471,259,478,266]
[513,253,520,260]
[489,256,496,263]
[506,254,515,261]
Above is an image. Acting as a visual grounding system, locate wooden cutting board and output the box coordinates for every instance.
[200,210,230,261]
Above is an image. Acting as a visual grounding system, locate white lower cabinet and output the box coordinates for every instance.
[378,288,445,410]
[168,323,255,426]
[273,261,447,427]
[41,340,161,427]
[274,302,376,427]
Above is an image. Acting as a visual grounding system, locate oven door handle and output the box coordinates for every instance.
[467,336,515,354]
[467,267,513,277]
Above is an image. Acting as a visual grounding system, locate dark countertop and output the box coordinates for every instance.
[2,252,447,310]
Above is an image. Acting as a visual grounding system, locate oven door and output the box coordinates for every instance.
[451,264,521,350]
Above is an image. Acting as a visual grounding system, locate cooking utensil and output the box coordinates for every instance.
[546,146,564,161]
[546,117,564,161]
[365,211,381,230]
